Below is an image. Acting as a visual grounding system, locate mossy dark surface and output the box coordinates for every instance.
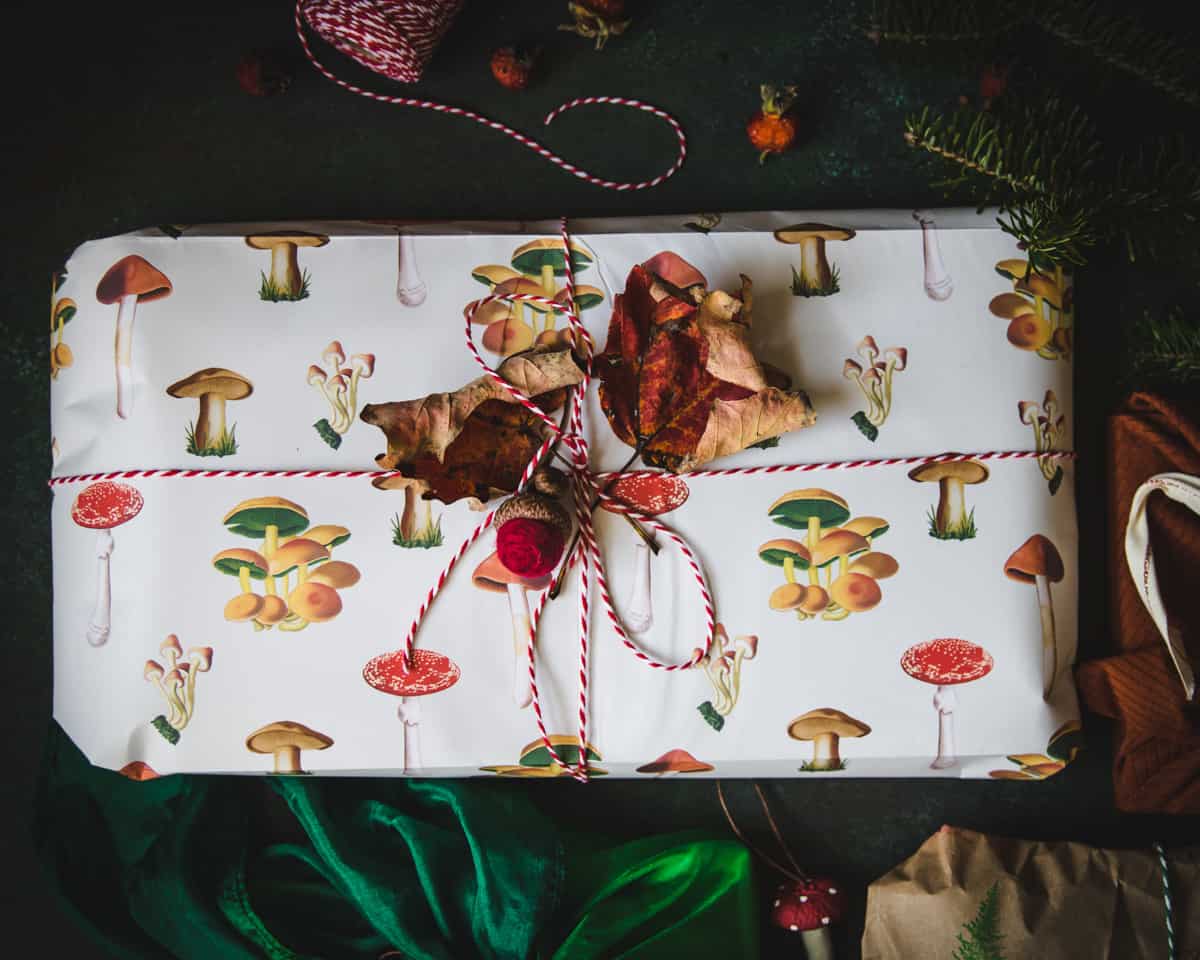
[6,0,1199,956]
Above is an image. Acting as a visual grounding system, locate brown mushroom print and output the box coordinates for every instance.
[901,638,994,770]
[144,635,212,744]
[374,475,444,549]
[774,224,856,296]
[481,735,607,777]
[760,489,899,622]
[788,708,871,771]
[843,335,907,442]
[913,210,953,300]
[1018,391,1067,494]
[396,234,428,306]
[988,259,1073,360]
[307,341,375,449]
[95,255,172,418]
[363,649,460,773]
[167,368,252,456]
[988,719,1083,780]
[636,749,714,776]
[49,270,75,380]
[696,625,758,731]
[216,497,360,632]
[1004,534,1065,698]
[246,231,329,301]
[908,458,988,540]
[246,720,333,774]
[71,481,144,647]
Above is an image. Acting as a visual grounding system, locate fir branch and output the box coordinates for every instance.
[1132,310,1200,384]
[953,883,1006,960]
[867,0,1013,45]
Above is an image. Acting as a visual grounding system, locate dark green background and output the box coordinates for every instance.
[5,0,1198,955]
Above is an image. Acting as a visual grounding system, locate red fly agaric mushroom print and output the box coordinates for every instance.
[901,638,994,770]
[1018,391,1067,494]
[696,625,758,731]
[601,472,689,634]
[989,258,1073,360]
[843,336,907,442]
[771,877,846,960]
[308,341,375,449]
[245,231,328,301]
[71,481,144,647]
[144,636,212,744]
[913,210,953,300]
[396,234,427,306]
[1004,534,1065,699]
[363,648,460,773]
[95,255,172,418]
[636,748,714,776]
[908,458,988,540]
[472,551,552,709]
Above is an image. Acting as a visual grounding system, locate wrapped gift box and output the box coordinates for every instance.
[50,211,1080,779]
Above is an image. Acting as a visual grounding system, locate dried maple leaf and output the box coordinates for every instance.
[361,348,583,504]
[595,263,815,472]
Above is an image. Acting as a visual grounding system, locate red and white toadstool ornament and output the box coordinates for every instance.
[771,877,846,960]
[363,648,460,774]
[70,481,144,647]
[602,473,689,634]
[901,638,994,770]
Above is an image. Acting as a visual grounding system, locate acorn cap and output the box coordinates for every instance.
[494,493,571,539]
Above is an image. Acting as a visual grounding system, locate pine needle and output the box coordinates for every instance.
[1132,310,1200,383]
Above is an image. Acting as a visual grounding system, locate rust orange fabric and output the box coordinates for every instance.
[1077,392,1200,813]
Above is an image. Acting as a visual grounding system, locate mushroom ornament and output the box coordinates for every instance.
[363,649,460,773]
[787,708,871,771]
[167,368,253,456]
[246,721,333,774]
[601,473,690,634]
[1018,392,1067,494]
[843,336,907,442]
[901,638,994,770]
[1004,534,1065,698]
[771,877,846,960]
[913,210,953,300]
[71,481,144,646]
[246,232,329,301]
[396,234,427,306]
[909,458,989,540]
[95,255,172,419]
[774,224,856,297]
[696,625,758,731]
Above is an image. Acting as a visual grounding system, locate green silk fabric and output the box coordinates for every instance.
[35,724,757,958]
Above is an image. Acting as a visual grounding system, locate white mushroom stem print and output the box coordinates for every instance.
[309,342,375,449]
[70,481,144,647]
[913,210,953,300]
[472,551,551,709]
[696,625,758,731]
[145,637,212,744]
[901,638,994,770]
[1018,392,1067,494]
[362,649,460,773]
[95,256,172,419]
[396,234,428,306]
[1004,534,1065,698]
[843,336,907,442]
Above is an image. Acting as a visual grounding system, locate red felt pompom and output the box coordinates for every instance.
[497,518,564,578]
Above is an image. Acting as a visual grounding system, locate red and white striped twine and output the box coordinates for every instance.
[294,0,688,192]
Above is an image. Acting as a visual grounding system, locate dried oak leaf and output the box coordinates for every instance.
[595,264,816,472]
[361,348,583,505]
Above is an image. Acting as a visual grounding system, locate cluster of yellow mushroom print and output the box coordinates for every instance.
[988,259,1073,359]
[214,497,361,632]
[469,238,602,356]
[143,634,212,745]
[696,624,758,731]
[481,735,606,777]
[759,489,898,621]
[909,458,988,540]
[49,270,75,380]
[307,341,375,449]
[167,368,253,457]
[96,255,172,419]
[843,336,907,442]
[245,721,333,774]
[1018,391,1067,495]
[788,708,871,771]
[246,231,329,302]
[1004,534,1064,698]
[989,720,1082,780]
[774,223,855,297]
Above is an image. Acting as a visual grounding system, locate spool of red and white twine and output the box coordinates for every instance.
[294,0,688,192]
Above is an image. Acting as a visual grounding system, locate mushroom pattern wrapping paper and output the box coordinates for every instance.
[49,212,1079,777]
